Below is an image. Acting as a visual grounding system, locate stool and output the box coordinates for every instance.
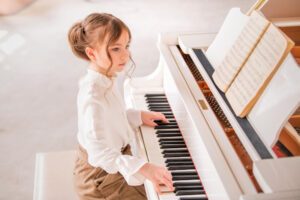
[33,150,79,200]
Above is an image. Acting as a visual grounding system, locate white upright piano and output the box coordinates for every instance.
[124,0,300,199]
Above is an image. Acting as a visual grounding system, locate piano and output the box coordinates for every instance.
[124,0,300,199]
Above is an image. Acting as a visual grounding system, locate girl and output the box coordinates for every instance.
[68,13,174,200]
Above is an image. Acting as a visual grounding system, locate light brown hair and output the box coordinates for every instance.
[68,13,134,76]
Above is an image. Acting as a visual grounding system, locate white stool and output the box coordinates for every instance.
[33,150,79,200]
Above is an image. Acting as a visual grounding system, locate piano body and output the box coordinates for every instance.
[124,0,300,199]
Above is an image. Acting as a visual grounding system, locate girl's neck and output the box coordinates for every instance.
[88,63,115,78]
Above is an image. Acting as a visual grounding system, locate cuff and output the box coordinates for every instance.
[126,109,143,129]
[116,155,147,186]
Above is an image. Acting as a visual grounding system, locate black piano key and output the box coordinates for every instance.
[162,149,188,153]
[155,122,178,126]
[163,115,175,119]
[160,141,185,145]
[157,130,180,133]
[154,120,177,125]
[166,158,192,162]
[172,175,199,181]
[168,165,195,170]
[163,153,190,158]
[145,94,166,97]
[148,103,171,109]
[179,197,208,200]
[157,138,185,141]
[154,120,176,124]
[166,162,194,166]
[175,185,204,191]
[150,108,172,112]
[172,171,198,176]
[160,138,184,142]
[146,99,168,103]
[160,144,187,149]
[166,159,193,165]
[158,112,173,115]
[148,105,170,108]
[176,190,206,196]
[173,182,202,187]
[146,96,167,99]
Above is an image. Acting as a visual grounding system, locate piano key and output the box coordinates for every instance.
[166,158,193,163]
[172,171,198,176]
[146,99,168,103]
[154,120,177,125]
[163,153,190,158]
[175,185,204,191]
[148,105,171,108]
[172,175,199,181]
[162,149,189,153]
[176,190,206,196]
[146,95,167,98]
[168,165,195,170]
[146,96,167,99]
[160,144,187,149]
[157,122,178,125]
[155,125,179,129]
[157,130,181,133]
[166,162,194,166]
[160,141,185,145]
[144,94,166,97]
[150,107,172,112]
[159,136,184,140]
[173,181,202,187]
[163,114,175,118]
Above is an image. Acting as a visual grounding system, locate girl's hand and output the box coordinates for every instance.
[141,111,169,127]
[138,163,174,194]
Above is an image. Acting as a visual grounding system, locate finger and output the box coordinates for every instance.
[148,120,157,127]
[154,112,169,123]
[159,113,169,123]
[154,182,161,194]
[163,170,173,183]
[161,177,174,191]
[161,116,169,123]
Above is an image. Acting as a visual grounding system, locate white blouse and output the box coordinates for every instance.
[77,69,146,186]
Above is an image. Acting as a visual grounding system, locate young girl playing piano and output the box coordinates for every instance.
[68,13,174,200]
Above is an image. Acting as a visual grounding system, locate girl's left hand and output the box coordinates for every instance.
[141,111,169,127]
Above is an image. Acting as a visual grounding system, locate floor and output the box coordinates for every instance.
[0,0,256,199]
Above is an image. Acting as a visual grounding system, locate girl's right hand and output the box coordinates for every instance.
[138,163,174,194]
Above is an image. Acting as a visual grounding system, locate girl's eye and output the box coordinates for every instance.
[112,47,120,52]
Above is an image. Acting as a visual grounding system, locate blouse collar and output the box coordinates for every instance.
[86,68,116,87]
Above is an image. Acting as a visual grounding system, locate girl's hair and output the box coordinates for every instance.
[68,13,135,77]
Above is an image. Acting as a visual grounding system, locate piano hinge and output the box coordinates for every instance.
[198,99,208,110]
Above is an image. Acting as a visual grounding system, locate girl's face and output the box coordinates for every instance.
[88,30,130,76]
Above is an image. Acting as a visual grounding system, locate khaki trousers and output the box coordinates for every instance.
[73,145,147,200]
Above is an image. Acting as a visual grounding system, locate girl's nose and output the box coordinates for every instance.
[121,49,130,60]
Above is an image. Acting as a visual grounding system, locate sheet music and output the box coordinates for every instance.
[205,8,249,68]
[225,24,289,117]
[212,11,270,92]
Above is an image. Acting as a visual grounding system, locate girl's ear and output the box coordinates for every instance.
[85,47,96,61]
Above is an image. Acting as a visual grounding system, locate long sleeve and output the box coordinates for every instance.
[126,108,143,129]
[82,97,146,185]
